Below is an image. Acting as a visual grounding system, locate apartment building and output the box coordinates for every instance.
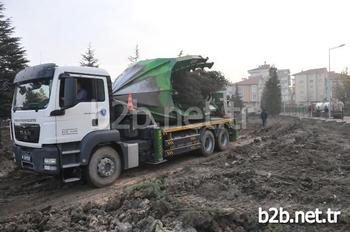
[292,68,343,105]
[234,77,259,112]
[277,69,291,103]
[234,63,290,112]
[247,63,290,104]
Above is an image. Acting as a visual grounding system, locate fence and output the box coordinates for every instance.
[281,104,309,117]
[281,104,349,119]
[344,104,350,116]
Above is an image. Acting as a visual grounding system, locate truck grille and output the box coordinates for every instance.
[14,124,40,143]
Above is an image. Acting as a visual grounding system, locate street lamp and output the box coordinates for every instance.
[328,43,346,118]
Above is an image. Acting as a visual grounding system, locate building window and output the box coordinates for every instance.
[251,85,257,101]
[238,86,243,97]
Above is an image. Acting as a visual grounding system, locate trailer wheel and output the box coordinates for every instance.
[87,146,121,188]
[200,130,215,156]
[216,128,229,151]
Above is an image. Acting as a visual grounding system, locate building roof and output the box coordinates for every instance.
[248,63,271,72]
[235,77,259,85]
[292,68,327,76]
[277,69,290,73]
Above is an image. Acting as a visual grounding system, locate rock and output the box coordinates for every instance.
[153,199,171,217]
[115,221,132,232]
[118,212,126,221]
[83,201,98,213]
[15,224,27,232]
[70,207,84,223]
[88,215,99,227]
[139,199,151,210]
[4,222,17,232]
[90,208,105,215]
[182,211,212,229]
[151,219,164,232]
[30,210,43,224]
[253,137,262,143]
[339,208,350,224]
[173,222,197,232]
[105,196,123,211]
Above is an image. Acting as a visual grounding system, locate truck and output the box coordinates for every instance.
[311,101,344,119]
[330,99,345,119]
[11,56,238,187]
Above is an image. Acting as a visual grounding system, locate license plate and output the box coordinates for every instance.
[22,153,31,162]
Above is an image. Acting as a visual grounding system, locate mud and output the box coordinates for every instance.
[0,128,16,177]
[1,117,350,231]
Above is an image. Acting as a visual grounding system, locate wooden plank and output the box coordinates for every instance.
[162,118,233,133]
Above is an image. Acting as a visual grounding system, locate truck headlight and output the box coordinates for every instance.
[44,158,57,165]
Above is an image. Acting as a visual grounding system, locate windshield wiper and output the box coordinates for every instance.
[13,106,22,112]
[18,104,41,112]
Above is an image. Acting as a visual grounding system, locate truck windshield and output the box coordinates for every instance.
[13,78,52,111]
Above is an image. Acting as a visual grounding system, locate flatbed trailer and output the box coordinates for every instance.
[134,118,238,164]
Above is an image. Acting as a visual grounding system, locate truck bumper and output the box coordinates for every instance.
[13,144,60,175]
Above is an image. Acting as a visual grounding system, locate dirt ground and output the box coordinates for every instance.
[0,127,16,177]
[1,116,350,231]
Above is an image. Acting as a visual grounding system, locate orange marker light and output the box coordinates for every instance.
[127,93,134,112]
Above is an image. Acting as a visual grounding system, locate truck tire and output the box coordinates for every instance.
[87,146,121,188]
[216,128,229,151]
[200,130,215,156]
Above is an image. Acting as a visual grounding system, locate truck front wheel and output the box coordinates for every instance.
[200,130,215,156]
[87,146,121,188]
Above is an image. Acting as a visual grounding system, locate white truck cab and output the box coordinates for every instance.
[11,64,133,186]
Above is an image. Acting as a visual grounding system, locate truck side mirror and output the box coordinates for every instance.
[64,77,77,108]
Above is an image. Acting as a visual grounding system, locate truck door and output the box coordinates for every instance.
[92,77,110,130]
[55,75,109,144]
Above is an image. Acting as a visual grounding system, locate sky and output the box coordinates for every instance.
[3,0,350,82]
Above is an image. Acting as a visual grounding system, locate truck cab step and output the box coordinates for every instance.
[63,177,81,183]
[62,163,80,168]
[145,159,167,165]
[62,149,80,155]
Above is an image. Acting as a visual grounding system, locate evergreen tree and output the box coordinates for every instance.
[232,84,243,109]
[80,43,99,67]
[261,67,282,115]
[128,44,139,65]
[0,3,29,118]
